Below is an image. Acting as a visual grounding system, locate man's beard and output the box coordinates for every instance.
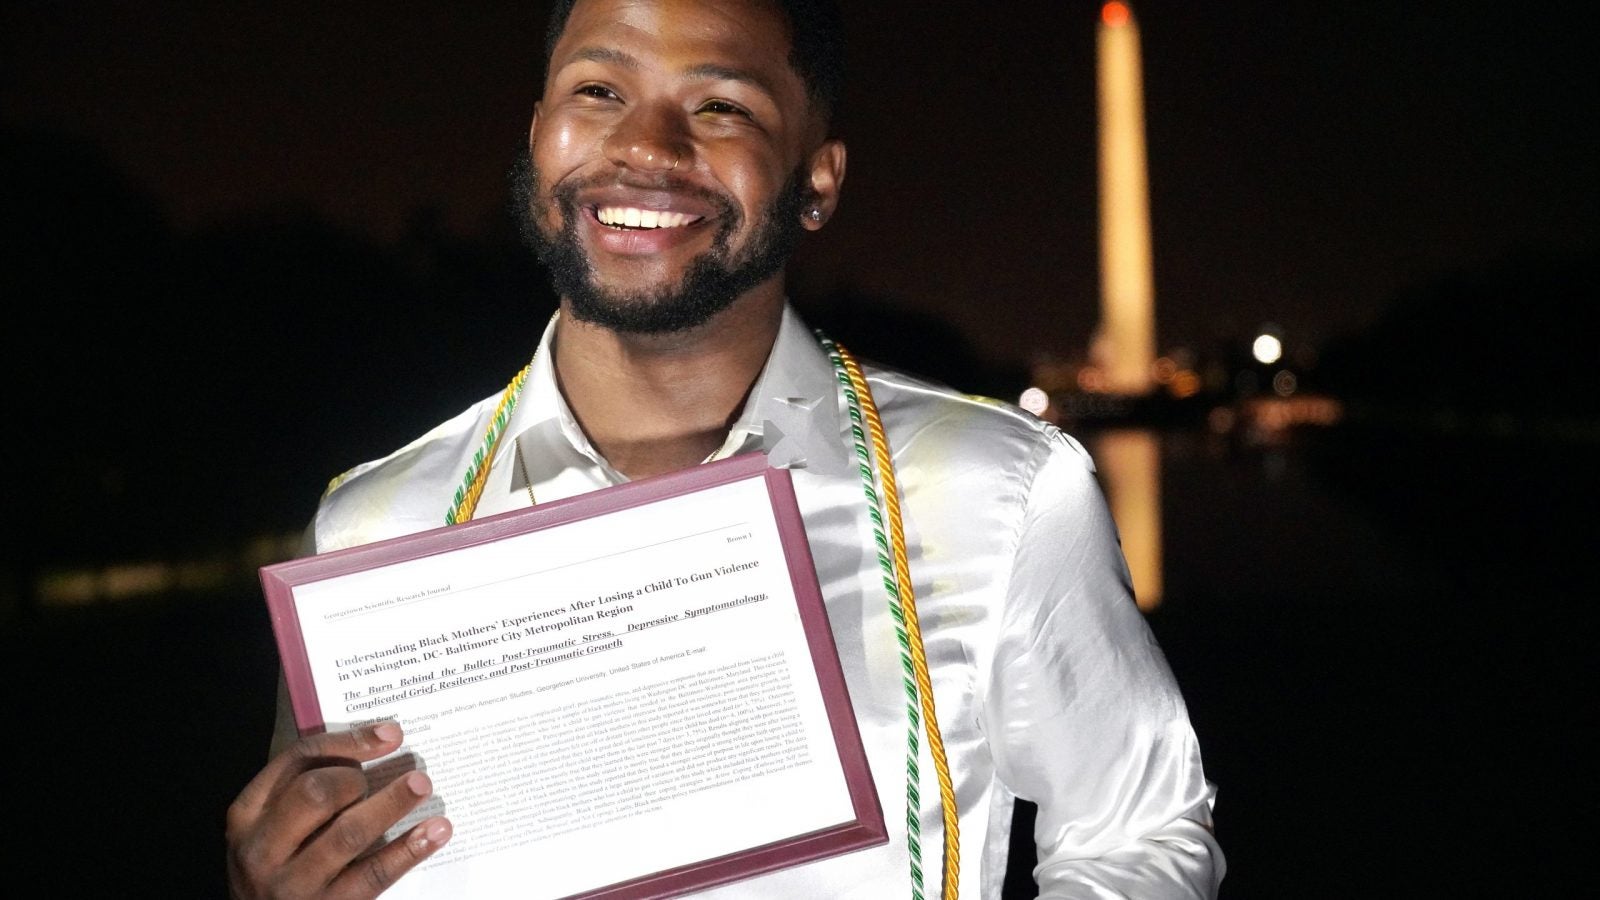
[511,149,809,334]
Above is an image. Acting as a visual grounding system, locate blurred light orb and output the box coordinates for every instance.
[1208,406,1237,434]
[1272,370,1298,397]
[1252,333,1284,365]
[1019,386,1050,416]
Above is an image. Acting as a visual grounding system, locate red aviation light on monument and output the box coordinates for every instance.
[1102,2,1132,28]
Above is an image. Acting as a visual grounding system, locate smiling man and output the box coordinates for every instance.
[225,2,1224,898]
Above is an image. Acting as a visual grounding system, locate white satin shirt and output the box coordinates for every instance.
[284,305,1224,898]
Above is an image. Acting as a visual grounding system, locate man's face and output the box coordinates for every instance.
[521,0,833,333]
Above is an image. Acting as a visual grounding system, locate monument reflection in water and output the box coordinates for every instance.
[1085,429,1163,612]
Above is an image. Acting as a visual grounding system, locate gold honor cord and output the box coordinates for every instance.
[446,357,533,525]
[445,333,959,898]
[828,338,961,900]
[446,316,558,525]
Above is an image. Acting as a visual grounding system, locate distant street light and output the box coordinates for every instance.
[1019,387,1050,417]
[1252,333,1284,365]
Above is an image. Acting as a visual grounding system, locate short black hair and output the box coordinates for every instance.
[541,0,845,124]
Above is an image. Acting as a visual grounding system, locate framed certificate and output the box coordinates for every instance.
[259,452,885,899]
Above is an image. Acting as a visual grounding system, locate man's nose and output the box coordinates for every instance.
[602,104,692,174]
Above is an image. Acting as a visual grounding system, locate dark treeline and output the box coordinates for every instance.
[5,125,548,576]
[1319,249,1599,422]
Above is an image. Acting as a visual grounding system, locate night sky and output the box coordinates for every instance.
[6,0,1593,364]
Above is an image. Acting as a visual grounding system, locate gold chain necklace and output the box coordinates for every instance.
[513,436,537,506]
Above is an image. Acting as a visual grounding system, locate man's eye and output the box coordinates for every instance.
[698,100,748,117]
[576,84,618,100]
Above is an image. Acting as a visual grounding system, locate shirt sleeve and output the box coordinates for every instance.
[983,432,1225,898]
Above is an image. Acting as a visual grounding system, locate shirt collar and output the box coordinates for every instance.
[490,303,845,509]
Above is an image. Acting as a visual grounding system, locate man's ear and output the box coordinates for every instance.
[801,139,847,231]
[528,102,543,151]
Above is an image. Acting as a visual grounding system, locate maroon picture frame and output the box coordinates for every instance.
[259,452,886,899]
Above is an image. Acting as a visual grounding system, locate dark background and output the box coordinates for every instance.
[4,1,1595,897]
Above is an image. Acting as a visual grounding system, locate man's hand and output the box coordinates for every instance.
[226,722,451,899]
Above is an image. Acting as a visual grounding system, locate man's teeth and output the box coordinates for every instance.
[596,207,695,228]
